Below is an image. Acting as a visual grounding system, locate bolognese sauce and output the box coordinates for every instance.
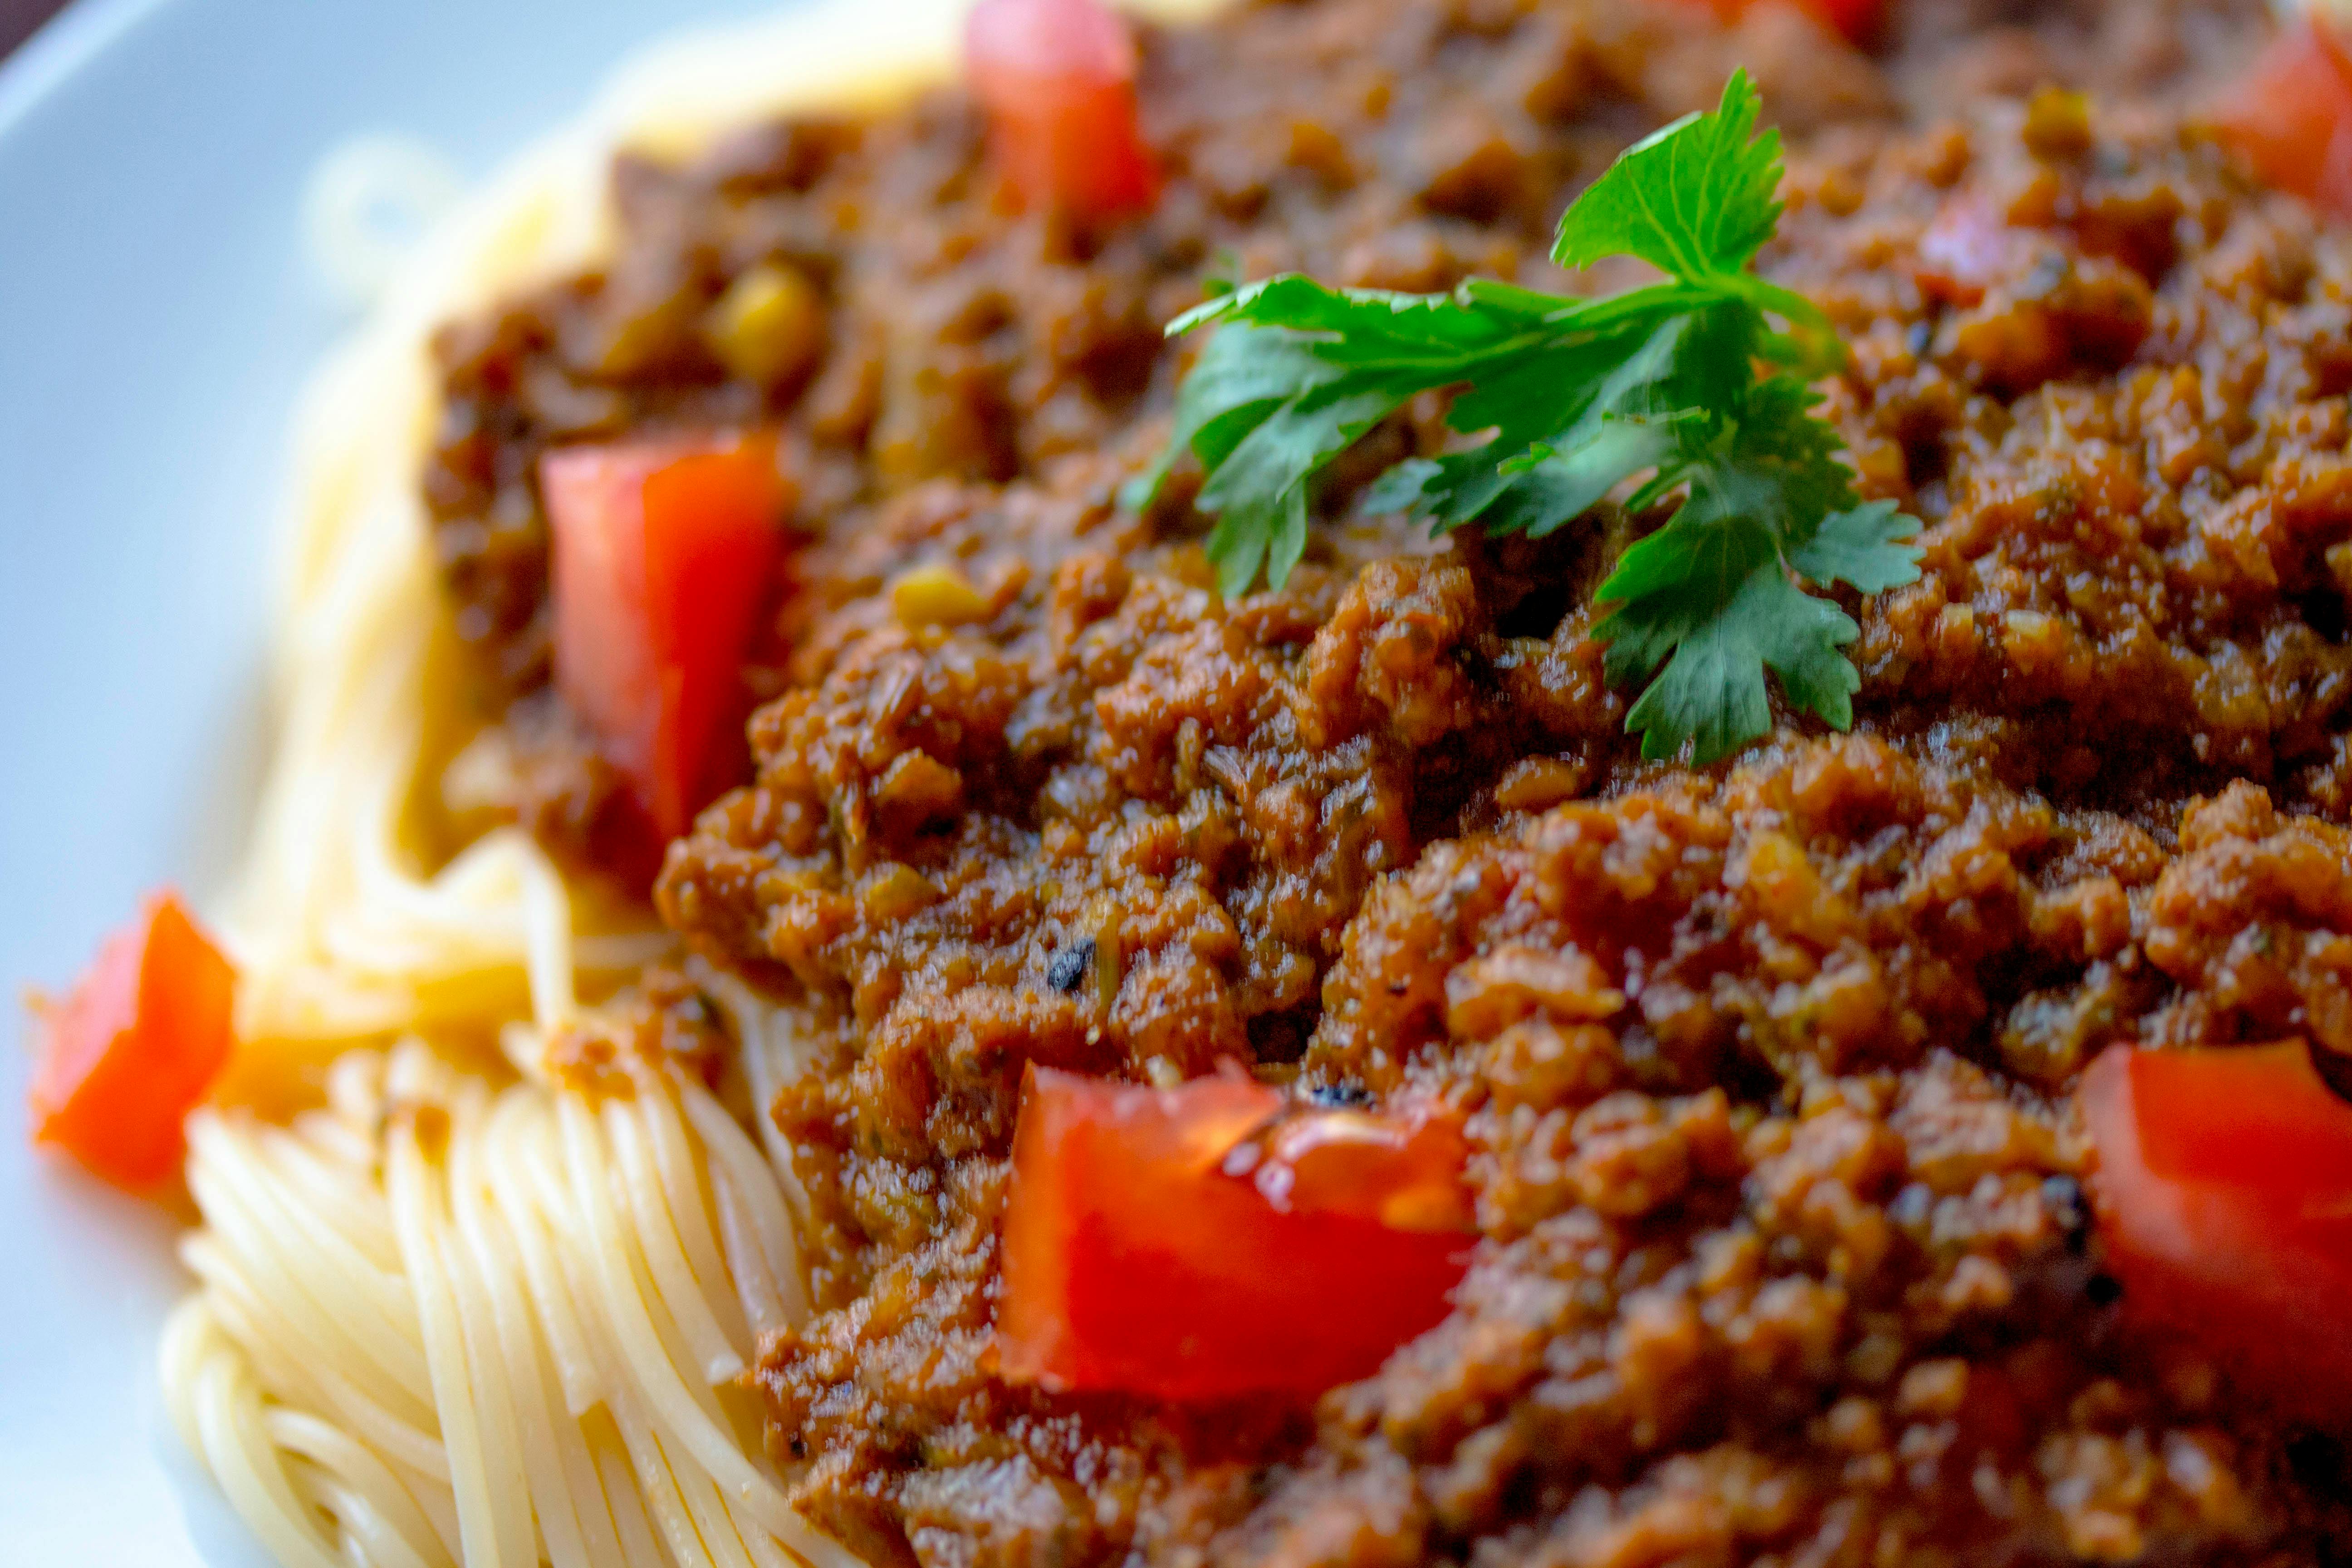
[417,0,2352,1563]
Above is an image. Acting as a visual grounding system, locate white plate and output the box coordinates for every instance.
[0,1,792,1559]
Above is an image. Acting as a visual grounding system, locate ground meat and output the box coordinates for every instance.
[421,0,2352,1563]
[421,0,2261,876]
[1772,96,2352,820]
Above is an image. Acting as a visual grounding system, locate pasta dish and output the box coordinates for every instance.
[25,0,2352,1564]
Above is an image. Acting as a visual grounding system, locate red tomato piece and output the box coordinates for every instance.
[965,0,1160,220]
[1786,0,1882,43]
[543,435,789,842]
[2079,1042,2352,1408]
[1673,0,1884,46]
[30,892,237,1189]
[2213,16,2352,217]
[996,1068,1473,1402]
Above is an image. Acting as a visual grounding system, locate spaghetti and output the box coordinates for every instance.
[162,1030,853,1568]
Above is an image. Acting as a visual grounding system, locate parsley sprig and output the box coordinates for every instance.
[1127,72,1921,765]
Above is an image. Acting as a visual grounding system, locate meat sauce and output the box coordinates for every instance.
[425,0,2352,1562]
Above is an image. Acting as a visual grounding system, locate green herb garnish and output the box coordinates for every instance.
[1127,72,1921,765]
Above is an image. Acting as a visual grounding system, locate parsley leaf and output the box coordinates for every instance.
[1791,498,1925,594]
[1133,69,1922,764]
[1550,68,1784,279]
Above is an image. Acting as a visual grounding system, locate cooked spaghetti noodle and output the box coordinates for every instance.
[162,1027,853,1568]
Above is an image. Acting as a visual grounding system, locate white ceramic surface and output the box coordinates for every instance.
[0,2,790,1560]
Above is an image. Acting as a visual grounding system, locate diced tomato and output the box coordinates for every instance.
[1673,0,1885,46]
[2079,1042,2352,1409]
[1786,0,1882,42]
[2212,16,2352,218]
[996,1068,1473,1402]
[965,0,1161,220]
[29,892,237,1189]
[542,434,789,843]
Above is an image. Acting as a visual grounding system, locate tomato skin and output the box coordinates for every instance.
[1252,1099,1476,1231]
[996,1068,1473,1402]
[30,892,237,1188]
[543,435,788,842]
[965,0,1160,220]
[2213,18,2352,217]
[2079,1043,2352,1407]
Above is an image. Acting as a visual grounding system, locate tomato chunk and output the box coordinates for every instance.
[2079,1042,2352,1408]
[2213,16,2352,217]
[996,1068,1472,1402]
[1673,0,1885,45]
[965,0,1160,220]
[30,892,237,1189]
[543,435,789,842]
[1785,0,1882,42]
